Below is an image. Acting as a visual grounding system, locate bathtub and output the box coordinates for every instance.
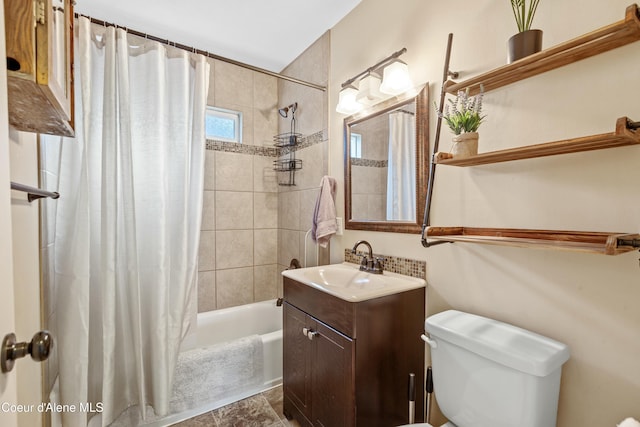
[181,298,283,387]
[141,299,283,427]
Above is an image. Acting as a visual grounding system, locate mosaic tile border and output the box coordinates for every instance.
[351,158,388,168]
[279,130,324,155]
[206,139,278,156]
[206,129,325,158]
[344,249,426,280]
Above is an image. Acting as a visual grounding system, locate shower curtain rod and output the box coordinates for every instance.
[74,14,327,92]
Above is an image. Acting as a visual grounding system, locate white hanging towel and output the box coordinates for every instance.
[618,418,640,427]
[312,176,338,248]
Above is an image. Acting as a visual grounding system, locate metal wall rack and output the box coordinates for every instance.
[274,102,303,186]
[422,4,640,255]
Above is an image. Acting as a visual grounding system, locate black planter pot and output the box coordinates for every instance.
[507,29,543,63]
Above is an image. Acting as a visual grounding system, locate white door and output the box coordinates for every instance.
[1,2,46,426]
[0,1,19,425]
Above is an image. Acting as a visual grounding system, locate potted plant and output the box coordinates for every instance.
[437,86,486,158]
[508,0,542,63]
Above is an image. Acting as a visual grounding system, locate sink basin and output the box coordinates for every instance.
[282,262,426,302]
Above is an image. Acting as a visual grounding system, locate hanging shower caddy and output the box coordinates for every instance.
[274,102,302,186]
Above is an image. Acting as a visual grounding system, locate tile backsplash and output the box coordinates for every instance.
[344,249,426,279]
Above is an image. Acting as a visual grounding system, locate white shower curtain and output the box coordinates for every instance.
[386,111,416,220]
[53,17,209,426]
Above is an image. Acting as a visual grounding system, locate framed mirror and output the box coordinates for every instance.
[344,84,428,233]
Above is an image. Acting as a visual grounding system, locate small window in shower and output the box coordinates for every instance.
[350,133,362,158]
[206,106,242,143]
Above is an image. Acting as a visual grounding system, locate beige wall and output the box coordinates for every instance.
[329,0,640,426]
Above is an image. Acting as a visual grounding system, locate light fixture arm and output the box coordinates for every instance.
[341,48,407,88]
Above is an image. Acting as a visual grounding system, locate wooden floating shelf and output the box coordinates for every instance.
[435,117,640,166]
[426,227,640,255]
[445,4,640,95]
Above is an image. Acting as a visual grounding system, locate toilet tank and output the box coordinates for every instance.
[425,310,570,427]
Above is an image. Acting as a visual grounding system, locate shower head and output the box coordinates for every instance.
[278,102,298,118]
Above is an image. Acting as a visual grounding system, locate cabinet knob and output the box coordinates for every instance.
[302,327,319,340]
[307,330,319,340]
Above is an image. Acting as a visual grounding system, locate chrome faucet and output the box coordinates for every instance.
[351,240,384,274]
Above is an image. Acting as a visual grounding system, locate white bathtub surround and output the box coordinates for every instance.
[49,17,209,427]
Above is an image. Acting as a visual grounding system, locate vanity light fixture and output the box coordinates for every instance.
[379,59,412,95]
[355,72,383,106]
[336,84,363,115]
[336,48,412,114]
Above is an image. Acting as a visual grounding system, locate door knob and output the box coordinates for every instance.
[1,331,53,373]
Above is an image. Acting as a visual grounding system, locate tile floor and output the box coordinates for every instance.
[172,385,301,427]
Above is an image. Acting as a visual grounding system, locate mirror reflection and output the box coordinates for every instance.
[345,84,428,233]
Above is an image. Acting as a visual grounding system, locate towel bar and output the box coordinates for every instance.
[10,182,60,202]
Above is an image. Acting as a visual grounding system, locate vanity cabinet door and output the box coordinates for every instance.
[311,319,355,427]
[283,303,313,424]
[284,302,356,427]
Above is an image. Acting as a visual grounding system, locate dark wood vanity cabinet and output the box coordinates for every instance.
[283,276,425,427]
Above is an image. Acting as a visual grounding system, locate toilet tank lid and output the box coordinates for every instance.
[425,310,570,377]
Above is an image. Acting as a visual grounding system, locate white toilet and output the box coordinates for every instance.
[401,310,570,427]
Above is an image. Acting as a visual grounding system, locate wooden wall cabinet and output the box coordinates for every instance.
[283,277,425,427]
[5,0,75,136]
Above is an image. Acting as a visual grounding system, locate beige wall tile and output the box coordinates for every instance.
[198,230,216,271]
[241,105,254,146]
[254,73,278,110]
[300,188,319,232]
[254,264,278,302]
[214,60,254,108]
[254,229,277,265]
[215,151,253,191]
[216,230,253,269]
[296,143,325,190]
[254,156,278,193]
[254,192,278,229]
[197,270,216,312]
[216,191,253,230]
[201,190,216,230]
[216,267,254,309]
[254,107,278,147]
[204,150,215,190]
[206,58,215,105]
[278,229,299,267]
[278,190,300,230]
